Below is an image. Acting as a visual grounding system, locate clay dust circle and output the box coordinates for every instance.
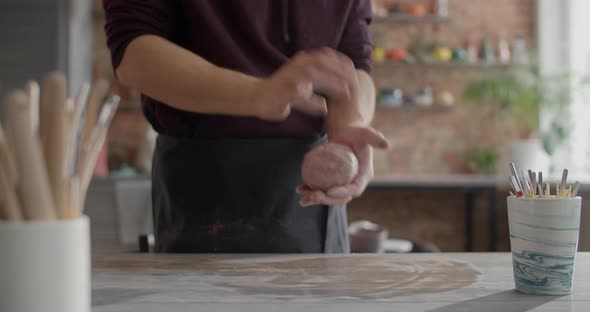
[209,256,481,299]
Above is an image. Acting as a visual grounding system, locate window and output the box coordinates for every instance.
[538,0,590,181]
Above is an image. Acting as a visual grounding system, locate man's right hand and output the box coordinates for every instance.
[250,48,359,122]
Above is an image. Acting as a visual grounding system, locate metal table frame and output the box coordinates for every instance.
[368,175,501,251]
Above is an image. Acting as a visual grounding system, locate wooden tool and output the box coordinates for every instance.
[560,169,569,197]
[79,96,120,204]
[80,79,109,161]
[0,122,18,188]
[0,121,22,220]
[40,72,72,218]
[0,159,22,221]
[509,162,524,191]
[3,90,55,220]
[65,83,90,178]
[24,80,40,134]
[573,182,580,197]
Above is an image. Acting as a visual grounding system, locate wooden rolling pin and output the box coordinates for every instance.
[40,72,71,218]
[3,90,55,220]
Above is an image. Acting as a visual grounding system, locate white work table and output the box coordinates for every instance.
[93,252,590,312]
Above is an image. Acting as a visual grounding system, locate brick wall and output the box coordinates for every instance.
[370,0,536,174]
[351,0,538,252]
[92,0,539,251]
[94,0,536,174]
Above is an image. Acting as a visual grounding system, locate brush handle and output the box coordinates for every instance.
[78,97,119,209]
[64,84,90,179]
[0,124,18,187]
[24,80,40,134]
[560,169,569,196]
[0,160,23,221]
[4,90,56,220]
[41,72,72,218]
[80,79,109,158]
[572,182,580,197]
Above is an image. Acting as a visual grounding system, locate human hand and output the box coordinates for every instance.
[250,48,358,122]
[297,126,389,207]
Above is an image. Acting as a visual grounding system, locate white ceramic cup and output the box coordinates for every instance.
[507,196,582,295]
[0,216,90,312]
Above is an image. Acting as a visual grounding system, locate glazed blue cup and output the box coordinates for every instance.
[508,196,582,295]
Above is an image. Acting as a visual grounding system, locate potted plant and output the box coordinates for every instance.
[462,64,586,175]
[466,146,500,174]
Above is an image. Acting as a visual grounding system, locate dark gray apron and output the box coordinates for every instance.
[151,134,350,253]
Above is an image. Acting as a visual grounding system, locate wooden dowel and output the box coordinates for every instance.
[24,80,40,134]
[79,96,119,208]
[80,79,109,161]
[64,83,90,178]
[573,182,580,197]
[0,122,18,186]
[3,90,55,220]
[40,72,70,218]
[0,159,23,221]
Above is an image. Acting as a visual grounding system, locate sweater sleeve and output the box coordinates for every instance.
[103,0,178,70]
[338,0,374,73]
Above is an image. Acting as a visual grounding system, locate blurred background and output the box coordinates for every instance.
[1,0,589,253]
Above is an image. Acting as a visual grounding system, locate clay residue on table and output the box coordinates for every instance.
[96,255,481,299]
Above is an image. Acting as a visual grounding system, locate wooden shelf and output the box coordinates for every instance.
[377,103,454,111]
[373,14,450,24]
[374,61,521,69]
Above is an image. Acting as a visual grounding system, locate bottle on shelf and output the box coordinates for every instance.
[512,33,529,65]
[479,36,496,64]
[436,0,449,17]
[497,32,512,64]
[464,33,479,63]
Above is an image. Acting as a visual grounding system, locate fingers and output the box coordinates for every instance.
[350,146,374,197]
[296,184,312,194]
[300,190,352,207]
[326,185,349,198]
[291,49,357,101]
[331,127,390,150]
[263,48,358,121]
[297,184,353,207]
[325,175,369,199]
[291,93,327,117]
[352,127,390,149]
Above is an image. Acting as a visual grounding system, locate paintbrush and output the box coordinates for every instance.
[79,79,109,166]
[529,170,537,197]
[572,182,580,197]
[560,169,569,198]
[509,162,524,192]
[64,83,90,178]
[509,176,523,197]
[78,95,120,210]
[521,170,532,195]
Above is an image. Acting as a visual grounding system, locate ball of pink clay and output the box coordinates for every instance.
[302,143,359,190]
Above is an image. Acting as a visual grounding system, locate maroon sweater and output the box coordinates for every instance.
[103,0,373,138]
